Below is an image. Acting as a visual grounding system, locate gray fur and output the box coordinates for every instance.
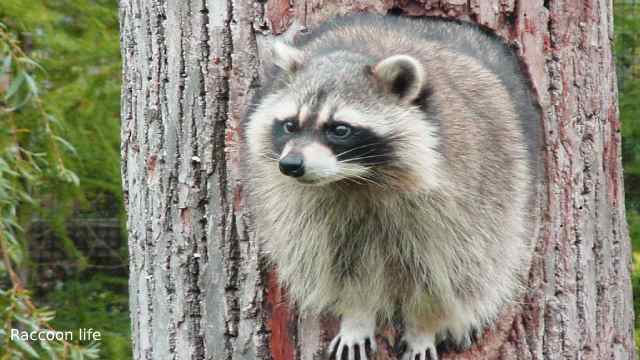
[244,14,541,358]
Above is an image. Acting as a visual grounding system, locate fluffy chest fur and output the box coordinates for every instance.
[255,181,517,315]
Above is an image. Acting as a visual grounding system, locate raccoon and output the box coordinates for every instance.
[244,14,541,360]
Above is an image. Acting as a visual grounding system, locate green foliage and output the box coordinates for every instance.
[45,274,131,360]
[0,287,101,359]
[617,2,640,215]
[0,18,89,360]
[0,0,126,359]
[615,0,640,352]
[1,0,122,228]
[0,19,76,277]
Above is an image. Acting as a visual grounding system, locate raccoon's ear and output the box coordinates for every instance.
[371,55,425,103]
[271,41,304,73]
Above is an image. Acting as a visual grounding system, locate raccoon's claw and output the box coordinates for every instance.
[400,334,438,360]
[328,335,375,360]
[328,316,376,360]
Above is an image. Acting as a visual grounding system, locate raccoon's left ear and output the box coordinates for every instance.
[271,41,305,73]
[370,55,425,103]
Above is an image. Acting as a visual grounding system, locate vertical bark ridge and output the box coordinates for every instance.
[225,0,270,357]
[201,0,235,357]
[222,0,242,354]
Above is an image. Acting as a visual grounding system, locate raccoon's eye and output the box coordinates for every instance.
[282,121,297,134]
[327,124,352,139]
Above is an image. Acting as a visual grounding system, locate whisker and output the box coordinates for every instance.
[342,154,387,160]
[350,174,384,188]
[353,162,390,167]
[335,166,386,188]
[259,153,279,162]
[342,177,366,186]
[335,142,383,159]
[338,157,391,170]
[341,155,391,164]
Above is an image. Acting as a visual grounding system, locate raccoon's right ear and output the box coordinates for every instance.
[370,55,425,103]
[271,41,304,73]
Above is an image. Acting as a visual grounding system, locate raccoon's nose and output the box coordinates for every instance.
[279,154,305,177]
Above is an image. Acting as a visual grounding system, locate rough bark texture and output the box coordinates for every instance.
[119,0,635,359]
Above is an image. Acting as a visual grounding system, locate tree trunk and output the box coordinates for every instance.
[119,0,635,359]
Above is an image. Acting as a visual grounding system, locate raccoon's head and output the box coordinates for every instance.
[246,42,443,190]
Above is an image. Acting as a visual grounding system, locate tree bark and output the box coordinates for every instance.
[119,0,635,359]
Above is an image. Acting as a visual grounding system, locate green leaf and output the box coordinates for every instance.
[4,71,25,100]
[22,72,38,97]
[53,135,77,155]
[58,167,80,186]
[83,343,101,359]
[14,314,37,329]
[45,114,60,125]
[2,54,12,73]
[12,336,40,359]
[70,347,82,360]
[39,340,58,360]
[16,57,46,73]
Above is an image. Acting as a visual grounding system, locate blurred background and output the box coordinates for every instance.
[0,0,637,359]
[616,0,640,350]
[0,0,127,358]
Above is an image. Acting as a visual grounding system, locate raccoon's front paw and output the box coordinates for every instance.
[328,335,375,360]
[328,316,376,360]
[400,333,438,360]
